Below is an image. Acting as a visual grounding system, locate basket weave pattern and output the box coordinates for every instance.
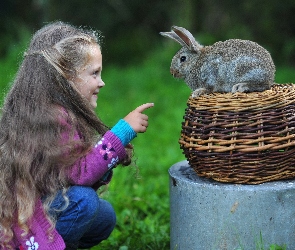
[179,84,295,184]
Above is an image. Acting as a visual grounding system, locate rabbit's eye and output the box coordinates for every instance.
[180,56,186,62]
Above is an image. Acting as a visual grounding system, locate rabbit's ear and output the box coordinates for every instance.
[160,31,189,48]
[171,26,203,52]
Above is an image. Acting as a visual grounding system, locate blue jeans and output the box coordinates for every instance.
[47,186,116,249]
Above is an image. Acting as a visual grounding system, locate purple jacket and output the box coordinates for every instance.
[10,131,126,250]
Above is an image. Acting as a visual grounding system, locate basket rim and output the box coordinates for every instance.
[187,83,295,112]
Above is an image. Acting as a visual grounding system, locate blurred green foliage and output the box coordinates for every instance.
[1,0,295,67]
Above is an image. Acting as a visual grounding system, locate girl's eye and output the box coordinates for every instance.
[93,70,100,76]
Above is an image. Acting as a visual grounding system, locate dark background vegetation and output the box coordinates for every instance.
[1,0,295,67]
[1,1,295,249]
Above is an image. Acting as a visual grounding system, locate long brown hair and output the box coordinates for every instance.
[0,21,131,247]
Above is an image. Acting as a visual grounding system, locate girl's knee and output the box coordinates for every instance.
[78,200,116,247]
[56,186,116,246]
[101,199,116,227]
[68,186,100,218]
[67,186,116,227]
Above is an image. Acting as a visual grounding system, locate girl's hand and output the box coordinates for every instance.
[123,103,154,133]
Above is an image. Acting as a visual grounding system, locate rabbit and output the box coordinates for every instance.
[160,26,276,97]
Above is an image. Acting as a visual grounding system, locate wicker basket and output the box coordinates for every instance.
[179,84,295,184]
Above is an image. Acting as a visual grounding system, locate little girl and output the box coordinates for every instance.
[0,21,153,249]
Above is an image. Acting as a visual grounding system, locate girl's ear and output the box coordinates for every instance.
[171,26,203,52]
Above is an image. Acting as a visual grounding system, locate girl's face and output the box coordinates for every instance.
[73,44,105,109]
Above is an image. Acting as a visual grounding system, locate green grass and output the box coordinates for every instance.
[0,40,294,250]
[237,231,287,250]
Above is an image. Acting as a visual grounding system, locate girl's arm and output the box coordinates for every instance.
[67,103,154,187]
[67,130,127,186]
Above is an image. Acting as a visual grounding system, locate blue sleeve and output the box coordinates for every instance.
[111,119,137,146]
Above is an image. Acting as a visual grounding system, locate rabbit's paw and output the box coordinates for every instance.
[192,88,207,98]
[232,83,249,93]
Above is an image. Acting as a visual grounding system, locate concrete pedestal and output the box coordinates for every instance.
[169,161,295,250]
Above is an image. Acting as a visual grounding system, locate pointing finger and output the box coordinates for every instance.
[135,103,154,113]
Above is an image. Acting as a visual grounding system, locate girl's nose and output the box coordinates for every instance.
[99,79,105,88]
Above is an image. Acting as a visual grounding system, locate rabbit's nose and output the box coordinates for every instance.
[170,68,180,77]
